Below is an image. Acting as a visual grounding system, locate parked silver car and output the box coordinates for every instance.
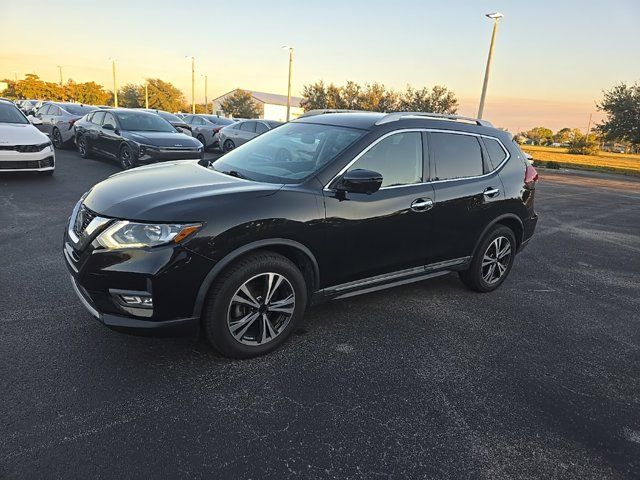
[218,119,282,152]
[182,114,236,150]
[33,102,96,148]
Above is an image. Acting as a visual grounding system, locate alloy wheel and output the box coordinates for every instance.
[120,146,133,169]
[227,272,295,346]
[481,236,512,284]
[78,137,87,156]
[52,129,62,148]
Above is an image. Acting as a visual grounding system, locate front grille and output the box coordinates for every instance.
[73,205,97,237]
[0,142,50,153]
[0,156,54,170]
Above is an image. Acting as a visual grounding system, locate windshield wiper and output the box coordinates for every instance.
[220,169,253,181]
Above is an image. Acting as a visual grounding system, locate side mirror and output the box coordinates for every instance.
[28,116,43,126]
[337,169,383,195]
[102,123,115,131]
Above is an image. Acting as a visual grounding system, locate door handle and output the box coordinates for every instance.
[483,187,500,198]
[411,198,433,212]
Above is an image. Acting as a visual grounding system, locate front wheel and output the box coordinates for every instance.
[119,144,135,170]
[459,225,516,292]
[202,251,307,358]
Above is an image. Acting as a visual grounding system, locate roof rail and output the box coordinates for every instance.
[375,112,493,127]
[297,109,365,119]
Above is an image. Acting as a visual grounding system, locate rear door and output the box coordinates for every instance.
[34,104,50,134]
[238,121,257,145]
[427,131,505,264]
[87,111,106,153]
[99,112,120,157]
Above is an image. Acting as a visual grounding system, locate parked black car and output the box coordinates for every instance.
[64,111,538,358]
[141,108,192,136]
[74,108,203,169]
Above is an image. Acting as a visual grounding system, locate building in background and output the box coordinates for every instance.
[212,89,303,122]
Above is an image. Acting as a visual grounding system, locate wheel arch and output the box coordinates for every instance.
[472,213,524,258]
[192,238,320,318]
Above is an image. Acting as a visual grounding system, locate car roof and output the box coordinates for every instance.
[293,112,385,129]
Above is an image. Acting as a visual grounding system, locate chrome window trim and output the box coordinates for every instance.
[323,128,510,191]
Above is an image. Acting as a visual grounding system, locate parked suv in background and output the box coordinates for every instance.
[73,108,203,169]
[0,99,55,174]
[183,114,235,150]
[33,102,96,148]
[218,119,282,152]
[64,111,538,358]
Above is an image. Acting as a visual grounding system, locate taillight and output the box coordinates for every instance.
[525,165,539,188]
[68,118,79,130]
[213,127,221,134]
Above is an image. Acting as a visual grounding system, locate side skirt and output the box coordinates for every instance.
[312,256,470,305]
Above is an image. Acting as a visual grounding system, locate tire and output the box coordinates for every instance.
[119,144,135,170]
[223,139,235,153]
[77,135,90,158]
[202,251,307,358]
[52,128,64,149]
[196,134,207,149]
[459,225,516,293]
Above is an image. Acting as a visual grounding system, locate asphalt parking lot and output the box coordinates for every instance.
[1,149,639,479]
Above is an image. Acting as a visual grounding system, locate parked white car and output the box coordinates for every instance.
[0,99,55,174]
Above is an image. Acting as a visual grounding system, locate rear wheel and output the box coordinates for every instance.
[459,225,516,292]
[202,251,307,358]
[196,134,207,149]
[119,144,135,170]
[52,128,64,149]
[77,135,90,158]
[223,139,235,153]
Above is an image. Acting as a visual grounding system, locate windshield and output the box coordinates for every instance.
[0,103,29,124]
[115,111,176,132]
[156,111,183,122]
[64,104,95,115]
[212,122,365,183]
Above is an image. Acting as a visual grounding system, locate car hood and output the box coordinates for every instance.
[122,130,200,147]
[0,123,49,145]
[83,160,282,221]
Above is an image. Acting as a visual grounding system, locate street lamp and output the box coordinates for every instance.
[477,12,503,120]
[186,56,195,114]
[144,79,149,109]
[201,74,208,114]
[56,65,63,86]
[282,45,294,122]
[109,58,118,107]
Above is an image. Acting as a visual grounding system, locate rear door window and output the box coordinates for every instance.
[430,132,483,180]
[255,122,269,134]
[241,121,257,133]
[92,111,106,126]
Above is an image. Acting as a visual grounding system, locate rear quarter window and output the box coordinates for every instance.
[482,137,508,170]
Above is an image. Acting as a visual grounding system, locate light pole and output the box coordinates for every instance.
[202,74,208,114]
[109,58,118,107]
[282,45,294,122]
[186,56,195,114]
[57,65,63,86]
[145,80,149,109]
[477,12,503,120]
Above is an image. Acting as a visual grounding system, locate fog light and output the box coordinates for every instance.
[120,294,153,308]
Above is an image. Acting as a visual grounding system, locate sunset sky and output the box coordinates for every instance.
[1,0,639,132]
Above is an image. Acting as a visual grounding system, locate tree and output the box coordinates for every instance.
[597,82,640,147]
[358,83,399,112]
[525,127,554,145]
[219,89,262,118]
[567,132,599,155]
[398,85,458,114]
[553,127,573,144]
[300,81,330,110]
[146,78,187,112]
[119,83,144,108]
[73,81,110,105]
[1,74,63,100]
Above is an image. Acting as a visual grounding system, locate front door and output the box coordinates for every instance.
[322,131,434,286]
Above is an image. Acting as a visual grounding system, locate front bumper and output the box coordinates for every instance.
[0,146,55,172]
[136,146,204,165]
[63,217,215,337]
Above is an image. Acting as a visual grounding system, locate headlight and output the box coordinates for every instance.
[96,221,202,249]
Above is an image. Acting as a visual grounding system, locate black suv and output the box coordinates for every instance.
[63,111,538,358]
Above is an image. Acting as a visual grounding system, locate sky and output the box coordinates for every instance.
[1,0,639,132]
